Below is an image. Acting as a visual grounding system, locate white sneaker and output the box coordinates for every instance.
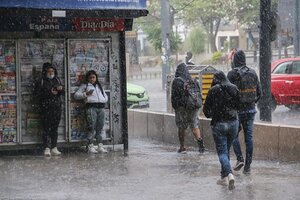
[88,144,98,154]
[44,148,51,157]
[51,147,62,156]
[97,143,108,153]
[233,161,244,171]
[217,177,228,186]
[228,173,235,190]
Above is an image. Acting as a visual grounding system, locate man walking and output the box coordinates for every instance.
[227,50,261,174]
[171,63,205,154]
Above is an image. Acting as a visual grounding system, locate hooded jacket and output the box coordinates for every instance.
[39,66,63,109]
[171,63,192,110]
[73,70,108,105]
[203,71,240,126]
[227,50,262,112]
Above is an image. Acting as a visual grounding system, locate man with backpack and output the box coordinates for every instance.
[227,50,262,174]
[171,63,205,154]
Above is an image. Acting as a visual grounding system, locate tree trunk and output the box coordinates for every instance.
[210,21,217,52]
[212,18,221,53]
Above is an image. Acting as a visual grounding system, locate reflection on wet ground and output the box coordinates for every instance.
[0,139,299,200]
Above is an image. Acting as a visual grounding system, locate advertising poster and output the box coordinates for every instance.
[0,41,17,143]
[19,40,65,142]
[68,39,111,141]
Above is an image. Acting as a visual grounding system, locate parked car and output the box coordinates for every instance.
[127,83,150,109]
[271,57,300,110]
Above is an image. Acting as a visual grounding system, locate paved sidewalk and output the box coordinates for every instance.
[0,139,299,200]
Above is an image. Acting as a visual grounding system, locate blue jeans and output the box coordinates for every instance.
[212,120,239,178]
[232,112,256,168]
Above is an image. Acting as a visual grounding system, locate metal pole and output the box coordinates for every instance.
[160,0,171,90]
[259,0,272,122]
[119,32,128,152]
[294,0,300,56]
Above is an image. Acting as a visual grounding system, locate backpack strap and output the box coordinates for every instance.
[176,77,185,83]
[55,77,61,85]
[98,83,105,96]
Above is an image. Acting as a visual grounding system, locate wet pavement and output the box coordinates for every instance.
[0,139,299,200]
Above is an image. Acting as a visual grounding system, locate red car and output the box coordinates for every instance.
[271,57,300,110]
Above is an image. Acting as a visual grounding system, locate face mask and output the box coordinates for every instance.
[47,74,55,79]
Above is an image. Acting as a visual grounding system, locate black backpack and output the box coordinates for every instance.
[234,66,258,103]
[178,77,202,110]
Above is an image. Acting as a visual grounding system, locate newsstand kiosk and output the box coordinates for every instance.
[0,0,148,151]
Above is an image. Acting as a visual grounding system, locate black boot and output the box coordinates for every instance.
[197,139,205,153]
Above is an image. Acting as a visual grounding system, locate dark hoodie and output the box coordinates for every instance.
[227,50,261,112]
[171,63,192,109]
[232,49,246,68]
[39,64,63,109]
[203,70,240,125]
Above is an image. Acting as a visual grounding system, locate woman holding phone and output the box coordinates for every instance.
[38,62,64,156]
[74,70,108,153]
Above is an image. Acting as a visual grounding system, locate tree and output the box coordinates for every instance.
[184,27,206,54]
[234,0,260,51]
[134,0,181,54]
[171,0,235,53]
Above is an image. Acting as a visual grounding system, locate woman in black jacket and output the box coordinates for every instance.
[203,70,240,190]
[39,62,64,156]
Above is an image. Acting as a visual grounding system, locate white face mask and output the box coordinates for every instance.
[47,74,55,79]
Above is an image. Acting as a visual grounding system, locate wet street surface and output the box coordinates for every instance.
[0,139,299,200]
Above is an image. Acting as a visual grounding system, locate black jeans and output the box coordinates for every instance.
[41,107,62,149]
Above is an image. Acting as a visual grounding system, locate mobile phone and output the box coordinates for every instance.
[88,89,94,94]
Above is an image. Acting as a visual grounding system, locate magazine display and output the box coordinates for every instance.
[0,41,17,143]
[68,39,111,141]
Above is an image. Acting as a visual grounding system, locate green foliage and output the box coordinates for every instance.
[170,32,182,53]
[184,27,206,54]
[134,0,275,54]
[212,51,223,64]
[133,0,181,54]
[235,0,278,30]
[172,0,236,52]
[143,23,162,51]
[143,23,181,53]
[235,0,260,30]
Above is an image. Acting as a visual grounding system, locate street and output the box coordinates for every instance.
[0,139,299,200]
[130,77,300,126]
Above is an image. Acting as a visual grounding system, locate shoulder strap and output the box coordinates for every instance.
[55,77,61,85]
[176,77,185,83]
[98,83,105,96]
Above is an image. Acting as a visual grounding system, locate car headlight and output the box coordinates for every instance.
[136,92,145,98]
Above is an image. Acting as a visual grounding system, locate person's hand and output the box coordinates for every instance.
[184,81,190,90]
[56,86,63,91]
[51,88,58,95]
[86,89,94,96]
